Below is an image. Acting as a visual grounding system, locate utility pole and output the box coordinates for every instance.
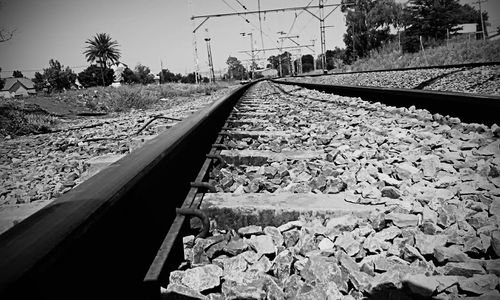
[241,32,255,79]
[189,0,200,84]
[160,60,163,84]
[319,0,327,73]
[205,29,216,83]
[258,0,266,58]
[476,0,487,40]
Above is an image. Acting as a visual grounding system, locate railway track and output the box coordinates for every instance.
[1,79,499,299]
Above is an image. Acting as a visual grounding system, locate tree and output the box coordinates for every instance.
[316,48,347,70]
[83,33,121,86]
[122,67,137,84]
[32,59,77,93]
[402,0,488,52]
[32,72,46,91]
[267,52,292,76]
[301,54,315,73]
[159,69,182,83]
[77,65,114,88]
[180,72,202,84]
[341,0,402,62]
[226,56,247,80]
[0,2,15,43]
[12,70,23,78]
[134,64,155,85]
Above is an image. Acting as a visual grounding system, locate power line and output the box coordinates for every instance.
[233,0,247,10]
[0,65,88,73]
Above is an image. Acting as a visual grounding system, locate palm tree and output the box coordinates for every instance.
[83,33,121,86]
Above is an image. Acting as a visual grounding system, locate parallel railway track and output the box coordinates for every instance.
[1,78,499,299]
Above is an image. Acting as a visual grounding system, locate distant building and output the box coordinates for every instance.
[0,77,37,98]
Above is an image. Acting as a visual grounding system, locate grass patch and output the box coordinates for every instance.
[335,38,500,72]
[0,82,231,137]
[0,101,58,137]
[60,82,228,113]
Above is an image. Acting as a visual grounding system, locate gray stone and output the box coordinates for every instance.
[464,235,489,255]
[484,259,500,276]
[181,264,223,292]
[318,237,335,250]
[378,173,402,187]
[222,278,266,300]
[282,229,300,248]
[164,283,208,299]
[271,249,294,283]
[435,175,459,188]
[434,246,469,263]
[326,214,361,232]
[192,239,211,266]
[262,275,285,300]
[238,225,263,236]
[334,232,361,256]
[489,198,500,217]
[441,262,485,277]
[248,256,272,273]
[421,155,440,177]
[402,244,425,262]
[263,226,284,247]
[415,233,448,255]
[491,230,500,257]
[403,274,439,297]
[224,239,249,256]
[300,256,348,292]
[395,162,419,181]
[373,226,402,241]
[277,220,302,232]
[283,274,304,299]
[222,255,248,276]
[248,234,275,255]
[422,206,438,224]
[370,270,404,292]
[381,186,401,199]
[459,274,499,295]
[363,236,389,253]
[386,212,419,228]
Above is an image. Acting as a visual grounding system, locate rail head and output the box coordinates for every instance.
[293,61,500,78]
[272,79,500,126]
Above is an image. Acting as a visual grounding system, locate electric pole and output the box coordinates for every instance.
[319,0,327,73]
[241,32,255,79]
[476,0,487,40]
[189,0,200,84]
[205,29,216,83]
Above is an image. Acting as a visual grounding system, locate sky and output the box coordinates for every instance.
[0,0,499,79]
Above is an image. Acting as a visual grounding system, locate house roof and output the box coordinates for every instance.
[1,77,35,91]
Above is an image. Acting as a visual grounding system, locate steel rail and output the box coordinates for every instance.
[0,82,256,299]
[272,79,500,126]
[295,61,500,77]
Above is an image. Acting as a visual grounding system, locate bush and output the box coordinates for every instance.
[402,33,420,53]
[78,65,115,87]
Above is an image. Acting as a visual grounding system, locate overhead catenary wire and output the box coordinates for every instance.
[220,0,276,45]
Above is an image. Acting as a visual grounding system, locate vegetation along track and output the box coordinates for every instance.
[1,79,500,299]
